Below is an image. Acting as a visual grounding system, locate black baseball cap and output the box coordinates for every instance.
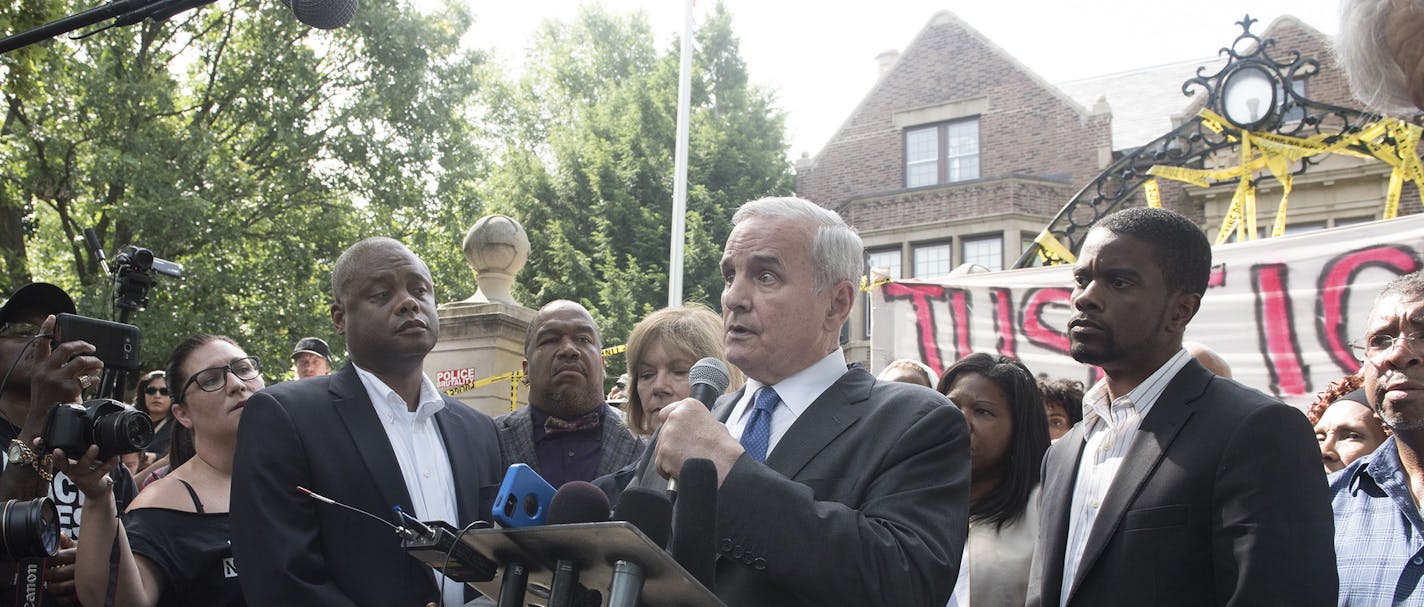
[0,283,77,324]
[290,337,333,363]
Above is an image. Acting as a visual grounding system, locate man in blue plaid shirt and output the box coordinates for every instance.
[1332,269,1424,605]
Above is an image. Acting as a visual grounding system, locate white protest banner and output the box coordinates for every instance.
[870,215,1424,405]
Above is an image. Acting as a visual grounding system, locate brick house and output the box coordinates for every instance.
[797,11,1418,368]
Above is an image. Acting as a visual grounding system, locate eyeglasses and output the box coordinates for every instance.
[144,386,170,396]
[0,322,43,339]
[1350,332,1424,364]
[179,357,261,400]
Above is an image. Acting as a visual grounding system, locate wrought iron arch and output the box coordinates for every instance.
[1013,15,1388,269]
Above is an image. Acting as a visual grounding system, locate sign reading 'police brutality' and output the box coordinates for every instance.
[870,215,1424,405]
[435,367,479,390]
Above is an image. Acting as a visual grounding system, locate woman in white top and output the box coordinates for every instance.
[937,353,1051,607]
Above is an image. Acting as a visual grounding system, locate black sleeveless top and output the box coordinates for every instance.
[123,480,245,607]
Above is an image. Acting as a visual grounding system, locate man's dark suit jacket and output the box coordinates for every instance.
[1027,359,1336,607]
[494,403,644,482]
[231,365,503,606]
[704,365,969,607]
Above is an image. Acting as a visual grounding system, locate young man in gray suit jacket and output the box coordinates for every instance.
[649,196,969,606]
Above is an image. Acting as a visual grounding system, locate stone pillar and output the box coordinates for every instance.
[425,214,535,418]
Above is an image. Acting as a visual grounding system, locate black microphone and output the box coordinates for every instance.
[669,458,717,592]
[83,228,110,275]
[613,487,672,548]
[281,0,357,30]
[545,482,610,607]
[666,357,731,494]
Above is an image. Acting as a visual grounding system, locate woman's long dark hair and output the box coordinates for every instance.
[936,353,1050,529]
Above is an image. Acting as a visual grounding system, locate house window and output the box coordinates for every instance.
[962,234,1003,271]
[864,248,903,338]
[913,242,953,278]
[905,118,979,187]
[1281,79,1307,123]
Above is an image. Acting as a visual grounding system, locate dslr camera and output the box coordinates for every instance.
[40,398,153,460]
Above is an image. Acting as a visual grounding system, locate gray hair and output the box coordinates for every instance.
[732,197,863,293]
[1334,0,1422,114]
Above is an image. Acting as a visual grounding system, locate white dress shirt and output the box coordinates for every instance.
[353,364,465,607]
[726,349,848,457]
[1059,348,1192,606]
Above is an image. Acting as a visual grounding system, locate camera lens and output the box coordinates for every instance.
[0,498,60,560]
[92,406,154,458]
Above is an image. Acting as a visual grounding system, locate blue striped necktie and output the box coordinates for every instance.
[740,387,780,463]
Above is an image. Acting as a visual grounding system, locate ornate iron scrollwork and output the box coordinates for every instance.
[1013,15,1383,269]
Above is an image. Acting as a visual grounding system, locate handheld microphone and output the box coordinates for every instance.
[544,481,611,607]
[667,358,731,494]
[612,488,672,548]
[669,458,717,592]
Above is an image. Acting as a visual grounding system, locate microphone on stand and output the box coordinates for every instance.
[545,482,610,607]
[280,0,358,30]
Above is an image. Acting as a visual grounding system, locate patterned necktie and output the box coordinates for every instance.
[740,387,780,463]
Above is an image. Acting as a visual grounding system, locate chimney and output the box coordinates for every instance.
[876,50,899,76]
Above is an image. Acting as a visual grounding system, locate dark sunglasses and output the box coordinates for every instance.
[144,386,170,396]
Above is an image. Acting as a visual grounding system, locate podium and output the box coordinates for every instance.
[406,521,723,607]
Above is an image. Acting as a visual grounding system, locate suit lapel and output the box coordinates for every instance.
[764,368,872,479]
[503,408,540,469]
[1066,361,1212,599]
[712,387,746,423]
[1039,422,1089,606]
[434,401,480,525]
[330,366,416,513]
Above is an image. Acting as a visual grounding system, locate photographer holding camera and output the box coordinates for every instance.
[0,282,145,604]
[58,334,259,607]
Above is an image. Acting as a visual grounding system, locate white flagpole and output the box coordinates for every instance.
[668,0,694,307]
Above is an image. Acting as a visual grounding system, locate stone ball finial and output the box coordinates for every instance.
[462,214,530,305]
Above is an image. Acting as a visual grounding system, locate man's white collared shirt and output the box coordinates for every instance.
[726,349,847,456]
[1059,348,1192,606]
[352,364,463,607]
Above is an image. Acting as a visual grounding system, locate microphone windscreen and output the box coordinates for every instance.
[546,481,611,525]
[670,458,717,590]
[688,357,730,409]
[284,0,357,30]
[613,488,672,548]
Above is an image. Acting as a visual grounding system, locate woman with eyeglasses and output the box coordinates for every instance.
[58,334,261,606]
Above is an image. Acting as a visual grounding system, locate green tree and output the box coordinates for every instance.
[484,3,793,377]
[0,0,492,383]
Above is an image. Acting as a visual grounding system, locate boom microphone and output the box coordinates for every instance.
[281,0,358,30]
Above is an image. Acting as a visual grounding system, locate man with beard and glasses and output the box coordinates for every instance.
[1330,269,1424,604]
[1027,207,1335,607]
[495,300,642,487]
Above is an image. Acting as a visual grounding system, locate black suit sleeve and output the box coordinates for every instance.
[231,390,359,606]
[1211,402,1337,605]
[715,400,968,606]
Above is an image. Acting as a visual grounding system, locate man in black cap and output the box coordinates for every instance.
[0,283,138,601]
[290,336,334,379]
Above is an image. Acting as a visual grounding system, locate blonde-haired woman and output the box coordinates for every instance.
[595,304,741,503]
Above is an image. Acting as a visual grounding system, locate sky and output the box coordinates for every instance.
[460,1,1343,160]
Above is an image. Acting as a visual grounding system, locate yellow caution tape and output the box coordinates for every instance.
[1034,230,1077,265]
[1144,178,1162,208]
[859,274,892,293]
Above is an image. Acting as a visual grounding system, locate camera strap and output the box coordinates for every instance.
[13,557,45,606]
